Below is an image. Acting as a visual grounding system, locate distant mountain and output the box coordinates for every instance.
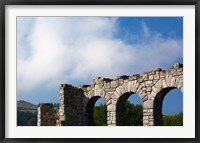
[17,100,38,126]
[17,100,37,113]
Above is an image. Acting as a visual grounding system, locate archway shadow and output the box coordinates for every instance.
[153,87,183,126]
[116,92,143,126]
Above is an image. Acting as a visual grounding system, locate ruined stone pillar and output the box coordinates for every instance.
[37,103,59,126]
[106,94,116,126]
[107,103,116,126]
[143,100,154,126]
[59,84,85,126]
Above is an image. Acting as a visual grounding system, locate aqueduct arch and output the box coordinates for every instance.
[85,96,107,126]
[153,87,182,125]
[116,92,143,126]
[37,63,183,126]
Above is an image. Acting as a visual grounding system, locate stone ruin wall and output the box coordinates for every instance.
[37,63,183,126]
[37,103,60,126]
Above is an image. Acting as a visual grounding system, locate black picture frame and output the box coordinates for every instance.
[0,0,200,143]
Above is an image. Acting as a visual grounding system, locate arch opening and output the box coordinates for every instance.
[154,87,183,126]
[85,96,107,126]
[116,92,143,126]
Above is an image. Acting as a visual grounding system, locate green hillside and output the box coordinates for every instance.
[17,100,37,113]
[17,100,37,126]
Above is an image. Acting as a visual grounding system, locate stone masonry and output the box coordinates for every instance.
[37,63,183,126]
[37,103,60,126]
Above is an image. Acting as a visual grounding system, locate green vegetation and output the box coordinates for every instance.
[123,101,143,126]
[93,101,183,126]
[162,112,183,126]
[17,111,37,126]
[17,100,37,126]
[93,103,107,126]
[17,100,37,113]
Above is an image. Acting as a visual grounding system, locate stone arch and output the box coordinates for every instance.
[151,75,183,126]
[116,92,133,126]
[115,80,144,101]
[85,95,107,126]
[151,74,183,100]
[153,87,175,125]
[116,91,143,126]
[153,87,182,125]
[114,80,145,126]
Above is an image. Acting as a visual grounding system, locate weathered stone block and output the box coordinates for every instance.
[146,81,153,86]
[111,80,119,88]
[143,74,148,81]
[124,79,129,83]
[143,101,153,109]
[171,77,176,87]
[154,74,160,80]
[104,82,111,89]
[177,80,183,89]
[146,86,152,92]
[149,75,154,80]
[133,82,139,93]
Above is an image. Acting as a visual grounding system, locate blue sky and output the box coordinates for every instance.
[17,17,183,115]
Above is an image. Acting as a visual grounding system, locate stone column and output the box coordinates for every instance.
[37,106,41,126]
[107,103,116,126]
[143,100,154,126]
[59,84,85,126]
[37,103,59,126]
[59,84,66,125]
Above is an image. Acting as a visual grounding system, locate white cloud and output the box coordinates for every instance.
[17,17,182,93]
[141,20,150,38]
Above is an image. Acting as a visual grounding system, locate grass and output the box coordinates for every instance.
[17,100,37,113]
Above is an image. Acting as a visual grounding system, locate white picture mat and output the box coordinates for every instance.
[5,5,195,138]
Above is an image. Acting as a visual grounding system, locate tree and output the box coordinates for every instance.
[93,103,107,126]
[53,103,59,107]
[17,111,37,126]
[124,101,143,126]
[93,101,143,126]
[162,112,183,126]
